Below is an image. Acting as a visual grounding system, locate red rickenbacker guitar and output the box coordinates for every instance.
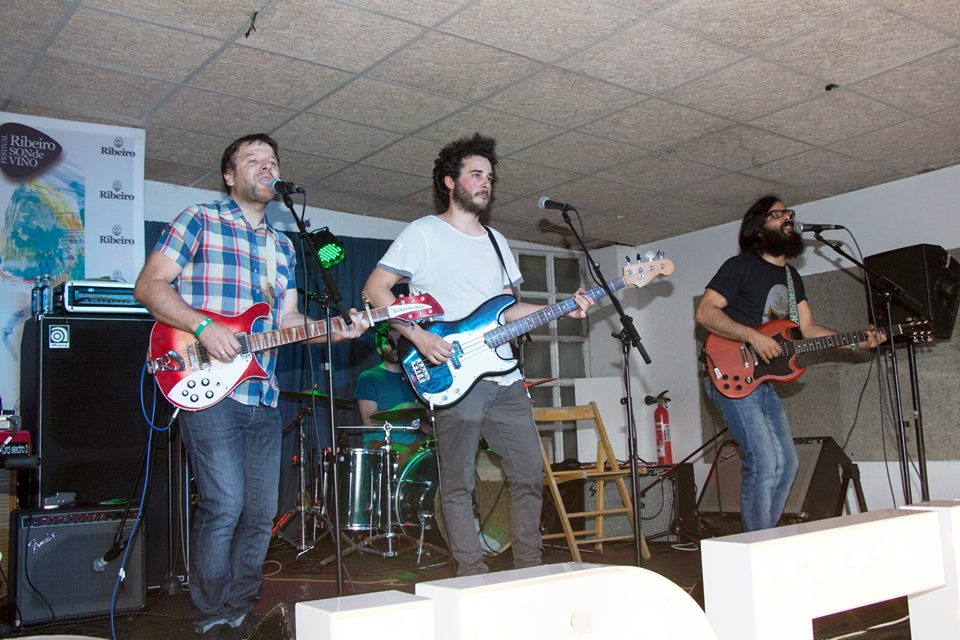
[704,318,933,399]
[148,294,443,410]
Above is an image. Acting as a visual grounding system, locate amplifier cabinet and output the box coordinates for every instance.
[8,506,145,626]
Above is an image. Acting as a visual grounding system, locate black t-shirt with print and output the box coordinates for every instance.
[705,252,807,328]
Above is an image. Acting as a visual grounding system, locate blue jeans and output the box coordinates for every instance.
[704,380,798,532]
[435,381,544,575]
[178,398,281,632]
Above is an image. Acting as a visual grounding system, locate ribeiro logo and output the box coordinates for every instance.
[100,179,135,201]
[0,122,62,179]
[101,136,136,157]
[100,222,135,246]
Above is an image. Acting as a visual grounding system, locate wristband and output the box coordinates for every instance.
[194,317,212,338]
[849,343,857,351]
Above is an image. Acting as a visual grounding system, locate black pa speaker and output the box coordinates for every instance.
[697,436,857,531]
[18,314,184,587]
[864,243,960,340]
[8,506,146,626]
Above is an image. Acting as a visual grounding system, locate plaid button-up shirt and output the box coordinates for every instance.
[155,197,297,407]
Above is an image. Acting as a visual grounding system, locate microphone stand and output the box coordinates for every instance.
[558,205,651,567]
[810,232,930,503]
[279,190,351,594]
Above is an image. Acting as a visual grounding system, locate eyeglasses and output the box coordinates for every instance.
[767,209,795,220]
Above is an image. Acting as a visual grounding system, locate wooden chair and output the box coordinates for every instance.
[533,402,650,561]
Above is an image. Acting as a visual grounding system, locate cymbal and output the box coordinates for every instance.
[523,377,557,389]
[369,402,429,424]
[280,389,354,409]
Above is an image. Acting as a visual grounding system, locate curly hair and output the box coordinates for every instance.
[432,133,498,211]
[738,194,783,254]
[220,133,279,195]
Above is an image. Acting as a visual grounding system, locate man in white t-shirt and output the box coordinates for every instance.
[363,133,593,575]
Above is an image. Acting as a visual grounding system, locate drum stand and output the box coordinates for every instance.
[341,422,446,563]
[273,406,355,558]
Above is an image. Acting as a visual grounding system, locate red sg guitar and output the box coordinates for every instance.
[148,294,442,411]
[704,318,933,399]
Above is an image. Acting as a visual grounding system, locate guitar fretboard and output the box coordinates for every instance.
[485,278,628,348]
[245,308,389,353]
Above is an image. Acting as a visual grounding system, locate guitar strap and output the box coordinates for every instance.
[784,265,800,324]
[262,227,278,309]
[484,225,527,376]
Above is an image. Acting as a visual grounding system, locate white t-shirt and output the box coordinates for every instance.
[378,215,524,385]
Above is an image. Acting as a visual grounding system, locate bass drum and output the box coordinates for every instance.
[394,447,511,556]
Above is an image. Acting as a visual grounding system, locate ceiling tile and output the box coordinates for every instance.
[345,0,472,26]
[441,0,637,62]
[743,148,904,195]
[665,58,824,121]
[582,99,731,151]
[751,90,908,146]
[766,5,958,84]
[304,188,385,215]
[4,99,140,128]
[369,32,542,101]
[659,0,865,52]
[829,118,960,174]
[245,0,423,72]
[17,57,174,121]
[671,172,781,209]
[928,104,960,129]
[362,137,442,177]
[189,46,353,109]
[670,126,813,172]
[511,131,643,174]
[271,112,402,161]
[543,176,654,215]
[415,106,563,154]
[86,0,262,38]
[152,88,299,139]
[561,20,743,94]
[401,188,437,210]
[317,165,426,199]
[598,153,727,191]
[850,47,960,115]
[49,8,222,82]
[272,150,350,187]
[365,201,428,223]
[144,125,231,167]
[5,0,73,49]
[493,159,579,198]
[312,78,463,132]
[145,158,215,188]
[886,0,960,36]
[0,46,35,97]
[192,171,228,193]
[483,67,642,128]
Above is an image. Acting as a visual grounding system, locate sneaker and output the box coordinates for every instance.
[231,612,265,640]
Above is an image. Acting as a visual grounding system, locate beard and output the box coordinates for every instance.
[452,180,491,215]
[759,224,804,258]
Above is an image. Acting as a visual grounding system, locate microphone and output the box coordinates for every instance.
[92,541,124,573]
[268,177,304,196]
[795,222,845,233]
[538,196,576,211]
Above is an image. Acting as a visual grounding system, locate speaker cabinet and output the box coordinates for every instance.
[697,436,856,530]
[580,463,697,542]
[864,243,960,340]
[8,506,145,626]
[18,314,184,588]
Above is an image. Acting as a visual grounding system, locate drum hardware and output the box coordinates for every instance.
[279,388,354,410]
[272,406,354,557]
[368,403,429,425]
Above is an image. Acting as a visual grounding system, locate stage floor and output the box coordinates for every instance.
[4,529,911,640]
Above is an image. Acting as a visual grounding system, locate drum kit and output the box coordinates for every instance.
[275,392,511,564]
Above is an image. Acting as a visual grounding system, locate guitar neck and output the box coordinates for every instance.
[785,325,901,356]
[486,278,627,347]
[244,307,385,352]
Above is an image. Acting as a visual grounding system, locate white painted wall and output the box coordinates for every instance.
[585,163,960,508]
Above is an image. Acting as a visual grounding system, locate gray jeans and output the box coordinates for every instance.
[434,380,544,575]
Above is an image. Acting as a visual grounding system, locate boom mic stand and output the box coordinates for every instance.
[809,232,930,503]
[558,204,652,567]
[279,189,352,595]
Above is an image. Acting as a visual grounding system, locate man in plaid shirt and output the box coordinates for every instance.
[135,133,365,638]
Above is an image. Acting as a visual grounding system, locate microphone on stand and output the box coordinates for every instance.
[268,177,305,196]
[538,196,577,211]
[92,541,124,573]
[795,222,845,233]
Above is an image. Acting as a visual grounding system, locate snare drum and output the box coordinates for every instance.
[326,447,397,531]
[394,446,511,555]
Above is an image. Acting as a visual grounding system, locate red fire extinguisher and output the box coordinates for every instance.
[645,391,672,465]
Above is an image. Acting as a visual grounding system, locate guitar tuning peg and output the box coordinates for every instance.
[644,250,656,262]
[656,248,665,259]
[635,253,642,263]
[624,255,632,264]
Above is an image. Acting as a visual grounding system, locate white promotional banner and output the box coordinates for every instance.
[0,111,145,411]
